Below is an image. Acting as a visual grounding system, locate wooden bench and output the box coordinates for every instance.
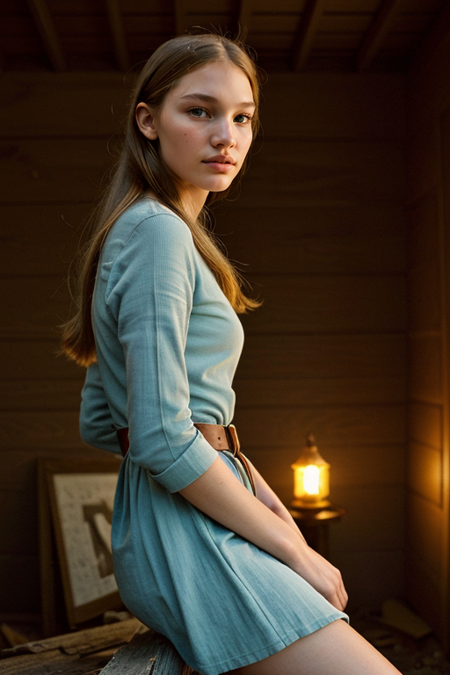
[0,618,201,675]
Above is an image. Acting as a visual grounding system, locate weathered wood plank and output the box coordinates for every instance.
[1,333,406,381]
[0,410,83,450]
[406,191,441,332]
[99,630,196,674]
[408,401,442,450]
[0,378,85,411]
[0,203,90,276]
[0,341,84,381]
[237,334,406,379]
[243,275,406,335]
[0,620,143,675]
[0,375,406,411]
[0,139,112,204]
[0,72,404,141]
[407,441,442,506]
[234,403,406,451]
[439,92,450,653]
[0,647,104,675]
[329,484,405,553]
[215,203,406,275]
[237,140,405,206]
[253,443,404,493]
[1,618,141,658]
[0,203,406,276]
[406,121,440,202]
[232,72,404,140]
[2,277,71,339]
[406,491,443,581]
[0,403,405,452]
[405,14,450,644]
[234,376,406,407]
[0,446,112,492]
[1,275,407,339]
[408,333,442,404]
[0,139,405,204]
[0,74,128,137]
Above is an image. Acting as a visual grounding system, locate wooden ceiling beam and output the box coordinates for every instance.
[105,0,130,72]
[27,0,66,72]
[174,0,187,36]
[355,0,402,72]
[291,0,326,72]
[237,0,253,44]
[409,0,450,80]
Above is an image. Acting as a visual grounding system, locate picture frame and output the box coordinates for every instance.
[38,457,124,629]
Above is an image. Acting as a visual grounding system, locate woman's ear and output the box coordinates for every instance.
[135,103,158,140]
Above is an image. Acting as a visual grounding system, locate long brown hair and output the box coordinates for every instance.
[62,31,263,367]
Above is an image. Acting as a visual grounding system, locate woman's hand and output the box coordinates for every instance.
[289,544,348,612]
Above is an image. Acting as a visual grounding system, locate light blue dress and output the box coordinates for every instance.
[80,198,348,675]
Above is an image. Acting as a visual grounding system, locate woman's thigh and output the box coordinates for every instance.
[226,619,401,675]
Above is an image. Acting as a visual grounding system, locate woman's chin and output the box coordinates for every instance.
[206,177,237,193]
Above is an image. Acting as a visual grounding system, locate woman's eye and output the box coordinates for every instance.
[235,114,253,124]
[189,107,208,117]
[188,107,253,124]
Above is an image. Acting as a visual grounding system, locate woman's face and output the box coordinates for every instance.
[136,59,255,209]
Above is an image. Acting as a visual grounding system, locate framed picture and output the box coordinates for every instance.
[39,457,123,628]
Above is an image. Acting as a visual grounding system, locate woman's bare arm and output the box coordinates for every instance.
[245,457,306,540]
[179,456,347,611]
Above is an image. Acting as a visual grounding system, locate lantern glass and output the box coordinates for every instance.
[291,434,330,508]
[304,465,320,494]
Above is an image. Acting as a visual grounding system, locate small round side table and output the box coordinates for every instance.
[289,506,346,559]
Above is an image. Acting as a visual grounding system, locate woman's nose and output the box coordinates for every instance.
[211,118,236,148]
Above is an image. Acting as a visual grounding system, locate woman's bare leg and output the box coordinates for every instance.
[228,619,402,675]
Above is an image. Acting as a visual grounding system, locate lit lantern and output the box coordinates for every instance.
[291,433,330,509]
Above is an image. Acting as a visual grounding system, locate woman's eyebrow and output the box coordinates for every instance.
[180,93,256,108]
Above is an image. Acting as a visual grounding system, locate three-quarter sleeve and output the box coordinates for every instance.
[80,362,122,454]
[104,214,218,492]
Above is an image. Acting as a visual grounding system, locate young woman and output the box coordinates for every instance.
[63,32,401,675]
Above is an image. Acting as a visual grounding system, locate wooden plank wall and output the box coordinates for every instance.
[405,1,450,646]
[228,73,407,609]
[0,69,406,623]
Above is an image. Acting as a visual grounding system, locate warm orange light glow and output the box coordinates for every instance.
[303,465,320,495]
[291,434,331,508]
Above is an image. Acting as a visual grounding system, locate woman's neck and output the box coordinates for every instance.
[142,188,208,221]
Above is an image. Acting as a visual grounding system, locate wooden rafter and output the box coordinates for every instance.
[174,0,187,36]
[27,0,66,72]
[291,0,326,72]
[105,0,130,72]
[355,0,402,72]
[409,0,450,79]
[237,0,253,44]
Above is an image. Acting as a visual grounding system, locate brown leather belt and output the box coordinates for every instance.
[116,423,255,494]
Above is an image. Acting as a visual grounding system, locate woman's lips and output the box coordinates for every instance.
[202,161,235,171]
